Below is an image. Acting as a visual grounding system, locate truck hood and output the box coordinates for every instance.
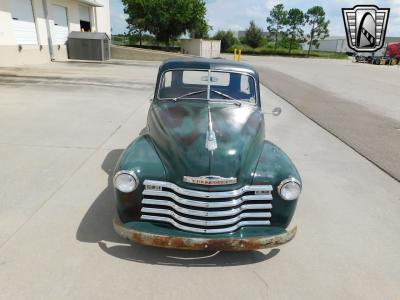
[147,100,265,191]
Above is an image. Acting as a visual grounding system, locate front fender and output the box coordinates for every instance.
[252,141,301,228]
[113,135,166,222]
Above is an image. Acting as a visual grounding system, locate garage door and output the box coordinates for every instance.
[79,5,91,32]
[52,5,69,45]
[10,0,38,45]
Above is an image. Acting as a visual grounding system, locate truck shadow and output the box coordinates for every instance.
[76,149,280,267]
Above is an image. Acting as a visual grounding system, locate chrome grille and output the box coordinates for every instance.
[141,180,273,234]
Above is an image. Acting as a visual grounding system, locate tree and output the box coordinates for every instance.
[126,18,146,46]
[190,19,212,39]
[266,4,287,51]
[305,6,329,56]
[213,30,238,52]
[122,0,208,47]
[244,21,263,49]
[286,8,305,54]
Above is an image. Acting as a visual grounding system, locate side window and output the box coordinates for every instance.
[240,75,251,95]
[162,71,172,88]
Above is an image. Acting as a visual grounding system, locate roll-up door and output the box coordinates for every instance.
[79,5,91,32]
[10,0,38,45]
[52,5,69,45]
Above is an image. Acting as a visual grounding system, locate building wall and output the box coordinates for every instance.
[181,39,221,58]
[0,1,17,45]
[0,0,110,66]
[303,37,400,53]
[0,0,50,65]
[95,0,110,37]
[181,39,202,56]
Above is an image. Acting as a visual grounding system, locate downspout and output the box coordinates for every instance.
[42,0,54,61]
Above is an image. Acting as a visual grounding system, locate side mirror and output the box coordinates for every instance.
[271,107,282,116]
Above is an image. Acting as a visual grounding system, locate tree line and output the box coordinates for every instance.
[215,4,329,55]
[121,1,329,56]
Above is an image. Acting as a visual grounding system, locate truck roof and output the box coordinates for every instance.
[159,58,259,80]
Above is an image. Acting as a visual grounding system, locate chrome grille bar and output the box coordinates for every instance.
[142,198,272,217]
[141,180,273,234]
[141,215,270,234]
[144,180,272,199]
[141,208,271,226]
[142,190,272,208]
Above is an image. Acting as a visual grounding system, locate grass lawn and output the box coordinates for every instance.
[227,45,348,59]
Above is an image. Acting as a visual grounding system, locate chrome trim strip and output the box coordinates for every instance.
[141,208,271,227]
[142,190,272,208]
[142,199,272,217]
[143,180,272,199]
[140,215,270,234]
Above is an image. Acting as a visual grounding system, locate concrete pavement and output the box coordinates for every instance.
[233,55,400,181]
[0,61,399,300]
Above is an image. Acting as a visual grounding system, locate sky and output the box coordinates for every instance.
[109,0,400,37]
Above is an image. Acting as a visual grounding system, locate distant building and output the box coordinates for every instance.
[302,36,400,53]
[0,0,111,66]
[181,39,221,58]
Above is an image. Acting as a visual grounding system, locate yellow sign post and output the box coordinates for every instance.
[238,49,242,62]
[234,48,237,61]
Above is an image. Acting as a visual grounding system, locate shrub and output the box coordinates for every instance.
[213,30,238,52]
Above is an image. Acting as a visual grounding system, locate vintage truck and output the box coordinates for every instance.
[112,58,302,251]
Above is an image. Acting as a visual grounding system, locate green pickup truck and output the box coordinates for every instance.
[112,58,302,251]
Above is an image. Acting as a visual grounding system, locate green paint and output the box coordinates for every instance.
[113,58,301,239]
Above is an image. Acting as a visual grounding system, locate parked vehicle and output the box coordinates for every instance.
[354,53,373,63]
[372,42,400,65]
[355,42,400,65]
[112,58,302,251]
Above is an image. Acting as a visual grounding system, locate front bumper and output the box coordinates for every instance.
[113,215,297,251]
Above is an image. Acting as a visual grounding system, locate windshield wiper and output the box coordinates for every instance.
[172,89,207,101]
[210,90,242,106]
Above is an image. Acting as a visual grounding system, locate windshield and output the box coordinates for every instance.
[158,70,257,103]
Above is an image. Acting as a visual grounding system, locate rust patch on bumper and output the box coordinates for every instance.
[113,217,297,251]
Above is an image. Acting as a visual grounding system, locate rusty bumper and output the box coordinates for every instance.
[113,216,297,251]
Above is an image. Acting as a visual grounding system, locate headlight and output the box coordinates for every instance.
[278,178,301,201]
[113,170,138,193]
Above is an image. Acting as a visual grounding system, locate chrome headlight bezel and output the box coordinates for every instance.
[277,178,302,201]
[113,170,139,193]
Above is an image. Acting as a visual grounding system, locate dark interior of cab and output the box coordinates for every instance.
[158,70,255,102]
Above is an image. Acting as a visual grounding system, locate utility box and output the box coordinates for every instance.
[67,32,110,61]
[181,39,221,58]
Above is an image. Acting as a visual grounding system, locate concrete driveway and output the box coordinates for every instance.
[232,55,400,181]
[0,61,399,300]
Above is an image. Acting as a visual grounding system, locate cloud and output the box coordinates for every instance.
[109,0,400,37]
[245,5,267,19]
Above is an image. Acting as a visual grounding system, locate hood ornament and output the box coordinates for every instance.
[206,107,217,151]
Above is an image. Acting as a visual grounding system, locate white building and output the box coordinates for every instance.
[302,36,351,53]
[303,36,400,54]
[0,0,110,66]
[181,39,221,58]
